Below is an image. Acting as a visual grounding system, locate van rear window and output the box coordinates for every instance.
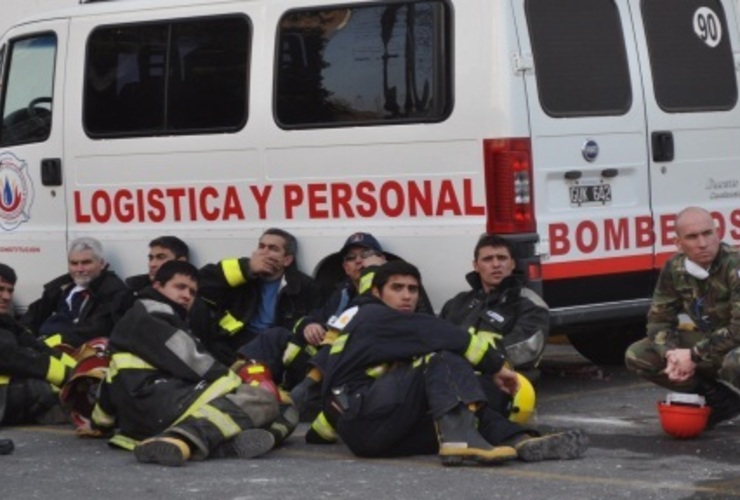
[275,1,451,128]
[642,0,737,112]
[525,0,632,117]
[84,15,250,137]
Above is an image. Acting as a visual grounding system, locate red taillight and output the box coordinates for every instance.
[483,138,535,234]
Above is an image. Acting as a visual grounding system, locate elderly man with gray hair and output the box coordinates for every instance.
[21,237,132,348]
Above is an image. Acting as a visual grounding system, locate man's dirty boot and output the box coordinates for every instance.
[436,404,517,466]
[134,436,191,466]
[210,429,275,459]
[510,429,589,462]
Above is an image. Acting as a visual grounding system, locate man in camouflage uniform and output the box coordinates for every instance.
[625,206,740,428]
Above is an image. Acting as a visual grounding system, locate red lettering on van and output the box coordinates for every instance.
[549,223,570,256]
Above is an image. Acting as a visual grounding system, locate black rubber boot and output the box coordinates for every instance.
[0,439,14,455]
[699,380,740,429]
[210,429,275,459]
[509,430,589,462]
[436,405,516,466]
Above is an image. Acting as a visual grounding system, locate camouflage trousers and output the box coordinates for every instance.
[625,329,740,393]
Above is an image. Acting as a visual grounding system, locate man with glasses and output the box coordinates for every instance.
[625,206,740,429]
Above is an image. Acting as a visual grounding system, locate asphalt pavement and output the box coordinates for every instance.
[1,342,738,500]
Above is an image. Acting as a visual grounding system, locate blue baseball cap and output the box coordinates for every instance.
[340,232,383,255]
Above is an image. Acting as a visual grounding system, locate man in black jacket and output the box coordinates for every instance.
[21,237,132,348]
[198,228,324,364]
[0,263,74,425]
[320,261,587,465]
[440,234,549,375]
[93,261,277,466]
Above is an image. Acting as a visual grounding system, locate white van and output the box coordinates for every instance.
[1,0,739,363]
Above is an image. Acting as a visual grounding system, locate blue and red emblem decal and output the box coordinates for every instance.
[0,152,34,231]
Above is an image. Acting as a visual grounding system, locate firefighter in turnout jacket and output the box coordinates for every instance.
[319,261,588,465]
[92,261,278,466]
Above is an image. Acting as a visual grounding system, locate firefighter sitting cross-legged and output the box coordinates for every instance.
[320,260,588,465]
[91,261,279,466]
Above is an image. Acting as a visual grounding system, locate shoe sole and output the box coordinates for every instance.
[134,439,188,466]
[439,445,517,466]
[228,429,276,459]
[515,430,589,462]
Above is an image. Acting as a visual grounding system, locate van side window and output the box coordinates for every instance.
[0,34,56,147]
[525,0,632,117]
[84,15,250,137]
[276,1,451,128]
[642,0,737,112]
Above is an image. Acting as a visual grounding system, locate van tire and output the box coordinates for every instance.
[566,321,646,366]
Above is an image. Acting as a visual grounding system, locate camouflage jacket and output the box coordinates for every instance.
[647,244,740,362]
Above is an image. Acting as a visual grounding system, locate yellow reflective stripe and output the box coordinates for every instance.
[365,363,388,379]
[108,433,139,451]
[173,371,242,426]
[477,331,502,349]
[0,375,9,385]
[464,334,489,366]
[292,317,306,334]
[329,334,348,355]
[311,412,338,442]
[412,353,434,369]
[219,312,244,335]
[60,353,77,369]
[108,353,156,380]
[191,403,241,438]
[221,258,247,287]
[282,342,301,366]
[44,334,63,348]
[359,271,375,295]
[91,403,115,428]
[45,357,67,387]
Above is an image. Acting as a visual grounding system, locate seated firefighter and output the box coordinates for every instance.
[0,263,74,426]
[440,234,548,380]
[91,261,279,466]
[21,237,132,349]
[198,228,324,365]
[317,260,588,465]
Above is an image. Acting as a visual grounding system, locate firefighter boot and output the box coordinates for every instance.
[210,429,275,459]
[0,439,14,455]
[700,380,740,429]
[436,405,517,466]
[509,430,589,462]
[268,403,299,446]
[134,436,191,466]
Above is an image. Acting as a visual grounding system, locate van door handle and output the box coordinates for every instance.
[651,131,674,162]
[41,158,62,186]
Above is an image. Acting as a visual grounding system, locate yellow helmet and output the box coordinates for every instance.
[509,372,536,424]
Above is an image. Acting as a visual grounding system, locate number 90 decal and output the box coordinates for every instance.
[694,7,722,48]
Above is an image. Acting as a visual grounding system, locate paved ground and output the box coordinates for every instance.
[1,343,738,500]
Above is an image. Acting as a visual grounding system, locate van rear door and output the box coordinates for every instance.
[0,20,69,309]
[634,0,740,265]
[514,0,654,323]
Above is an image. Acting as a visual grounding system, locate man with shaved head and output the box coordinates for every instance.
[625,207,740,428]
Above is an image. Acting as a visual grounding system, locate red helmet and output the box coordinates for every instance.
[60,348,110,430]
[235,360,281,402]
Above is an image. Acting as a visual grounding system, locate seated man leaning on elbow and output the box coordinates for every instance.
[625,206,740,428]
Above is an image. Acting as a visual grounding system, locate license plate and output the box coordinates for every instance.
[569,183,612,206]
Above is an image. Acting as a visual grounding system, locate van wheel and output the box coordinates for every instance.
[565,321,646,366]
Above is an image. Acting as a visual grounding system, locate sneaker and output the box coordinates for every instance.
[514,430,589,462]
[0,439,14,455]
[704,383,740,429]
[134,437,191,466]
[210,429,275,459]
